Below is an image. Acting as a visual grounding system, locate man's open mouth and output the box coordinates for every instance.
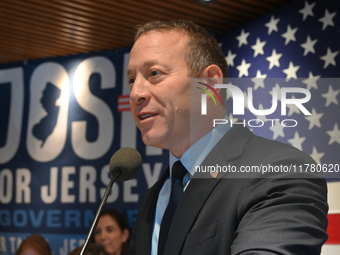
[140,113,156,120]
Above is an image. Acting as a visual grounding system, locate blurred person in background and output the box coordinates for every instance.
[93,209,130,255]
[16,234,52,255]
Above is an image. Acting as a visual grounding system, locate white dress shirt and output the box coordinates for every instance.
[151,122,231,254]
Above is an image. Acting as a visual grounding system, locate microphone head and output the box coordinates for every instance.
[109,147,142,181]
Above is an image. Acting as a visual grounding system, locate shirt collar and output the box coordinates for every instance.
[169,117,231,178]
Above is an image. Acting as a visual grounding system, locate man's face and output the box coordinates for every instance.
[127,30,192,156]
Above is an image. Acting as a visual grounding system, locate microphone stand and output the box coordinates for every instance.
[80,170,121,255]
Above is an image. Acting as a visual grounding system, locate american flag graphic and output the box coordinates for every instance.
[118,95,131,112]
[219,0,339,253]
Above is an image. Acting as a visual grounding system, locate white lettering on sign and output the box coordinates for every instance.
[0,67,24,164]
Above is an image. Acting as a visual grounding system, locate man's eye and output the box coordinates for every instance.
[128,78,135,85]
[150,70,160,76]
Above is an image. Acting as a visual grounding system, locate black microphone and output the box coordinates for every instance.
[80,147,142,255]
[109,147,143,181]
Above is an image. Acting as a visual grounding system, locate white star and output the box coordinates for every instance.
[251,70,267,90]
[251,104,267,123]
[226,87,233,101]
[286,95,301,116]
[228,113,239,123]
[305,108,323,129]
[243,91,249,109]
[320,47,339,68]
[251,38,266,57]
[299,1,316,21]
[236,30,250,47]
[265,15,280,35]
[300,36,317,56]
[288,131,306,151]
[318,9,336,30]
[269,83,282,102]
[283,61,300,81]
[302,72,320,90]
[266,49,282,70]
[236,59,251,77]
[310,147,325,164]
[321,85,340,106]
[269,120,285,140]
[225,50,237,67]
[281,25,298,45]
[326,123,340,145]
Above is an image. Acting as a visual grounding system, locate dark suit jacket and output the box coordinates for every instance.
[129,126,328,255]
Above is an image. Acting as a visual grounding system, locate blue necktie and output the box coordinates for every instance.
[158,161,187,254]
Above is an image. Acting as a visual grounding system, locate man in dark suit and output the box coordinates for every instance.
[127,19,328,254]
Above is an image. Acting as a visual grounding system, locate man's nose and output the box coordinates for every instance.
[129,78,151,104]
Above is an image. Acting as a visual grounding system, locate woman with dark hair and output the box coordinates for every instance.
[93,209,130,255]
[16,234,52,255]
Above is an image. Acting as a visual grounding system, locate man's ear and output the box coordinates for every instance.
[201,65,223,84]
[201,64,224,91]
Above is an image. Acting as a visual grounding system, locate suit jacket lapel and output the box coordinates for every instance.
[163,126,253,254]
[135,168,169,255]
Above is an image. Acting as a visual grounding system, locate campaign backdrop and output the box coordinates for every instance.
[0,0,339,254]
[0,48,169,254]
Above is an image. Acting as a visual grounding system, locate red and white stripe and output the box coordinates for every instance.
[118,95,130,112]
[322,181,340,255]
